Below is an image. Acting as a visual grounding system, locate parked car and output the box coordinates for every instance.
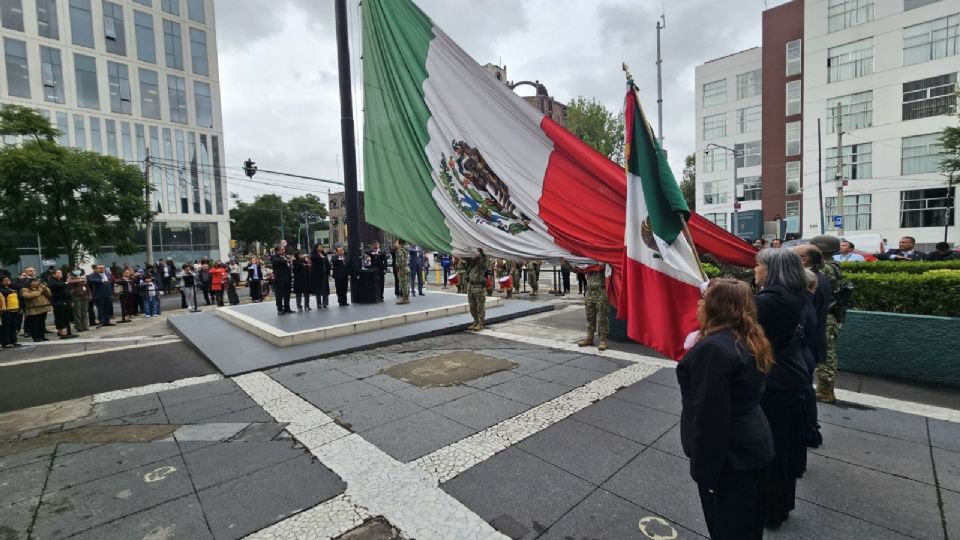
[781,233,881,261]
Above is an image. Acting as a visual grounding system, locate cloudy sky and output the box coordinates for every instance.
[213,0,788,205]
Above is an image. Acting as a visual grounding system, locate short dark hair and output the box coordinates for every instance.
[841,239,855,249]
[902,236,916,243]
[936,241,950,251]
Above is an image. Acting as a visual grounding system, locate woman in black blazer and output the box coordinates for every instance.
[330,247,351,306]
[310,244,331,308]
[678,278,775,540]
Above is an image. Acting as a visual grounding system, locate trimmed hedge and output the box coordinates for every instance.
[847,271,960,317]
[840,260,960,274]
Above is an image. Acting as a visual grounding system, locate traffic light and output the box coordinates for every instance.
[243,158,257,178]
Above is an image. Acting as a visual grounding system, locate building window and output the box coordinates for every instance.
[107,61,132,114]
[174,129,186,213]
[73,114,86,149]
[786,39,802,76]
[826,90,873,132]
[102,1,126,56]
[121,121,133,161]
[74,53,99,109]
[194,81,212,127]
[903,73,958,120]
[139,68,161,119]
[786,81,802,116]
[735,141,762,168]
[187,0,204,23]
[900,187,954,227]
[901,133,944,174]
[1,0,23,31]
[904,14,959,65]
[785,121,801,156]
[134,0,151,5]
[189,27,208,76]
[161,0,178,15]
[56,112,69,146]
[786,201,800,218]
[40,46,65,104]
[167,74,188,124]
[703,148,727,173]
[702,79,726,107]
[704,213,727,229]
[330,200,338,209]
[827,37,874,82]
[37,0,59,39]
[905,0,942,9]
[163,19,183,70]
[786,161,801,195]
[703,113,726,140]
[703,180,729,205]
[737,105,762,134]
[736,69,761,100]
[3,38,29,98]
[737,175,762,201]
[69,0,94,48]
[826,194,872,230]
[828,0,874,32]
[827,143,873,181]
[105,119,117,157]
[89,116,101,152]
[134,11,156,63]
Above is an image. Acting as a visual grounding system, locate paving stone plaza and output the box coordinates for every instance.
[2,300,959,539]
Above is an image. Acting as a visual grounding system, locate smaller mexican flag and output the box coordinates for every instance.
[618,82,706,360]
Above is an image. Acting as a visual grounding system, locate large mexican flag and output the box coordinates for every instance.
[361,0,625,265]
[619,85,705,360]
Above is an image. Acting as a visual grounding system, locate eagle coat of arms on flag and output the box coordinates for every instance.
[437,140,532,236]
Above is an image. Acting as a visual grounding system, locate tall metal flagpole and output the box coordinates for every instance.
[335,0,362,303]
[655,14,665,147]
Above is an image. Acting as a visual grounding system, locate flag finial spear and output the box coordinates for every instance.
[622,63,636,89]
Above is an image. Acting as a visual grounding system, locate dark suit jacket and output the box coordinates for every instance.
[878,248,926,261]
[366,249,388,274]
[677,329,775,489]
[309,253,331,295]
[246,264,264,281]
[331,254,352,280]
[270,254,292,283]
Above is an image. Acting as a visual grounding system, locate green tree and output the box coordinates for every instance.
[565,96,624,164]
[230,193,328,251]
[940,97,959,243]
[0,105,151,267]
[680,153,697,212]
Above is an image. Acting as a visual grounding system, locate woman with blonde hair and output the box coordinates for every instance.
[678,278,775,540]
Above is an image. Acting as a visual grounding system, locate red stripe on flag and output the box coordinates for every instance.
[621,254,701,360]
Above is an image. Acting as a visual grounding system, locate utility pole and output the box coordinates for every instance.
[946,173,956,243]
[817,118,825,234]
[335,0,364,303]
[145,148,154,265]
[655,13,666,147]
[835,102,845,237]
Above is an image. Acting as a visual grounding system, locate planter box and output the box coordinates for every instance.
[838,310,960,387]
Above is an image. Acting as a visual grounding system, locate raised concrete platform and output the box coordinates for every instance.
[215,292,503,347]
[169,296,551,376]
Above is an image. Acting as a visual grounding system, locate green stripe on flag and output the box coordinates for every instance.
[362,0,452,251]
[627,95,690,244]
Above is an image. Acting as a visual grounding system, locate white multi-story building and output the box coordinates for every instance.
[801,0,957,248]
[694,47,765,240]
[0,0,230,265]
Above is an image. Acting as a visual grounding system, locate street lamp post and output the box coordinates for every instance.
[705,142,744,237]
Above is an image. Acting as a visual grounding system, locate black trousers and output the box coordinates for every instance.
[393,269,400,296]
[25,313,46,341]
[88,300,96,325]
[761,389,805,528]
[335,277,348,305]
[275,281,291,312]
[577,273,587,294]
[250,280,262,302]
[561,269,571,294]
[53,304,72,332]
[442,267,450,287]
[201,284,211,304]
[698,468,764,540]
[295,289,311,309]
[1,311,19,345]
[212,289,224,307]
[94,297,111,325]
[377,271,385,300]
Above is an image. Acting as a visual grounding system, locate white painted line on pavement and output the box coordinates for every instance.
[233,372,508,540]
[93,374,223,403]
[0,339,183,367]
[21,335,178,345]
[244,494,370,540]
[835,389,960,424]
[411,361,661,484]
[477,328,677,369]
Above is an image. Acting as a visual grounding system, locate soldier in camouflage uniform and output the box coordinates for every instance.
[810,235,844,403]
[395,240,410,305]
[465,249,488,331]
[527,260,542,295]
[511,261,522,294]
[454,257,467,294]
[577,265,608,351]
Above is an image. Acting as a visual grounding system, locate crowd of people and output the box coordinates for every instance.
[679,235,855,538]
